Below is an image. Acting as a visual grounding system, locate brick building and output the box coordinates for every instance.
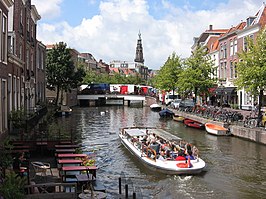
[0,0,13,137]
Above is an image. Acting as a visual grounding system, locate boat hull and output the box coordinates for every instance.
[150,104,162,112]
[173,115,185,122]
[205,123,229,136]
[184,119,205,129]
[159,109,174,118]
[119,127,206,175]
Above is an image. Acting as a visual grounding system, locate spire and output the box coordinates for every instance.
[134,31,144,64]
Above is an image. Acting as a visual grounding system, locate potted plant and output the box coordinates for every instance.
[0,171,27,199]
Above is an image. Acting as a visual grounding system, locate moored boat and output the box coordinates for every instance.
[173,114,185,122]
[205,123,230,136]
[184,119,205,129]
[150,104,162,111]
[159,108,174,118]
[119,127,206,175]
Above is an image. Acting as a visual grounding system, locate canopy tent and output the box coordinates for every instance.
[215,87,237,96]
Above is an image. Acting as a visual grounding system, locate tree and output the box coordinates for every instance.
[234,28,266,116]
[154,52,183,95]
[178,46,216,102]
[46,42,85,105]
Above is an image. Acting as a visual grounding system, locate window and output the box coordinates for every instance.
[220,62,223,79]
[2,15,7,62]
[243,35,254,52]
[243,37,248,52]
[234,63,237,78]
[230,62,233,79]
[27,17,30,32]
[224,62,227,79]
[20,9,23,24]
[224,43,227,58]
[230,41,233,56]
[19,44,22,59]
[220,45,224,59]
[234,39,237,54]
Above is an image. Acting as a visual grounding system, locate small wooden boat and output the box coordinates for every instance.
[184,119,205,129]
[150,104,162,112]
[119,127,206,175]
[173,114,185,122]
[159,108,174,118]
[205,123,230,136]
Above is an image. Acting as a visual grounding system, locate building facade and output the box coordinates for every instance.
[0,0,13,137]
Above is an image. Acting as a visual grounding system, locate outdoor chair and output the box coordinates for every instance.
[31,161,53,179]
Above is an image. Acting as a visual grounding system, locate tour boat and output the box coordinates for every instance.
[150,104,162,112]
[205,123,230,136]
[119,127,206,175]
[184,119,205,129]
[173,114,185,122]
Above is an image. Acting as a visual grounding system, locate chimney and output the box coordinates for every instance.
[209,25,213,30]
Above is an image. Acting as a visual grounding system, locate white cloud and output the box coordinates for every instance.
[34,0,262,70]
[31,0,63,19]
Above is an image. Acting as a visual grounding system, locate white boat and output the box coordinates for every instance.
[119,127,206,175]
[150,104,162,111]
[205,123,230,136]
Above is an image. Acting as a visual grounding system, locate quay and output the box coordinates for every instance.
[173,110,266,145]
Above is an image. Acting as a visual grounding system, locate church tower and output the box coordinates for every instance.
[134,31,144,64]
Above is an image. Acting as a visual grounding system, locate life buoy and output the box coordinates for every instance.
[176,157,192,168]
[176,162,188,168]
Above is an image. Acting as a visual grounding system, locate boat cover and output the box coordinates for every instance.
[124,129,147,137]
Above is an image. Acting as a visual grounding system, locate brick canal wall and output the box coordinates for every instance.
[174,110,266,145]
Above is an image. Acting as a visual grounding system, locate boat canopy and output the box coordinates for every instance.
[124,129,147,137]
[151,129,181,142]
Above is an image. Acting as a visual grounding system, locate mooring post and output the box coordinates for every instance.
[119,177,122,194]
[125,184,128,198]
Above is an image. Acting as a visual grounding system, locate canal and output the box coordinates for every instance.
[57,106,266,199]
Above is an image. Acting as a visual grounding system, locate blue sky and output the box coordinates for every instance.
[32,0,262,69]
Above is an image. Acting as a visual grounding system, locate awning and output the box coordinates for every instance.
[215,87,237,95]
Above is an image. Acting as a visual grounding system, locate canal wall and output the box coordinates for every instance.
[173,110,266,145]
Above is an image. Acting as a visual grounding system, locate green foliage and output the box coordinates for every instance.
[8,108,26,129]
[46,42,85,105]
[234,28,266,114]
[178,46,216,100]
[154,52,183,92]
[0,138,13,168]
[0,171,27,199]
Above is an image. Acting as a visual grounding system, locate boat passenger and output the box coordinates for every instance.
[150,141,160,155]
[175,150,186,161]
[185,147,195,160]
[165,150,172,160]
[157,151,165,161]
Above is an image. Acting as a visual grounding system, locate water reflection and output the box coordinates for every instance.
[56,106,266,199]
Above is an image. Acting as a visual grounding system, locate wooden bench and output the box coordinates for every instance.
[57,153,87,159]
[55,144,79,149]
[55,149,75,154]
[61,166,97,182]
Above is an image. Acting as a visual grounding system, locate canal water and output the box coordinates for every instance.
[58,106,266,199]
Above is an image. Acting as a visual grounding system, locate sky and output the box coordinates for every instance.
[31,0,263,70]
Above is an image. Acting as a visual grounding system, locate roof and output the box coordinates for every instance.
[124,129,147,137]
